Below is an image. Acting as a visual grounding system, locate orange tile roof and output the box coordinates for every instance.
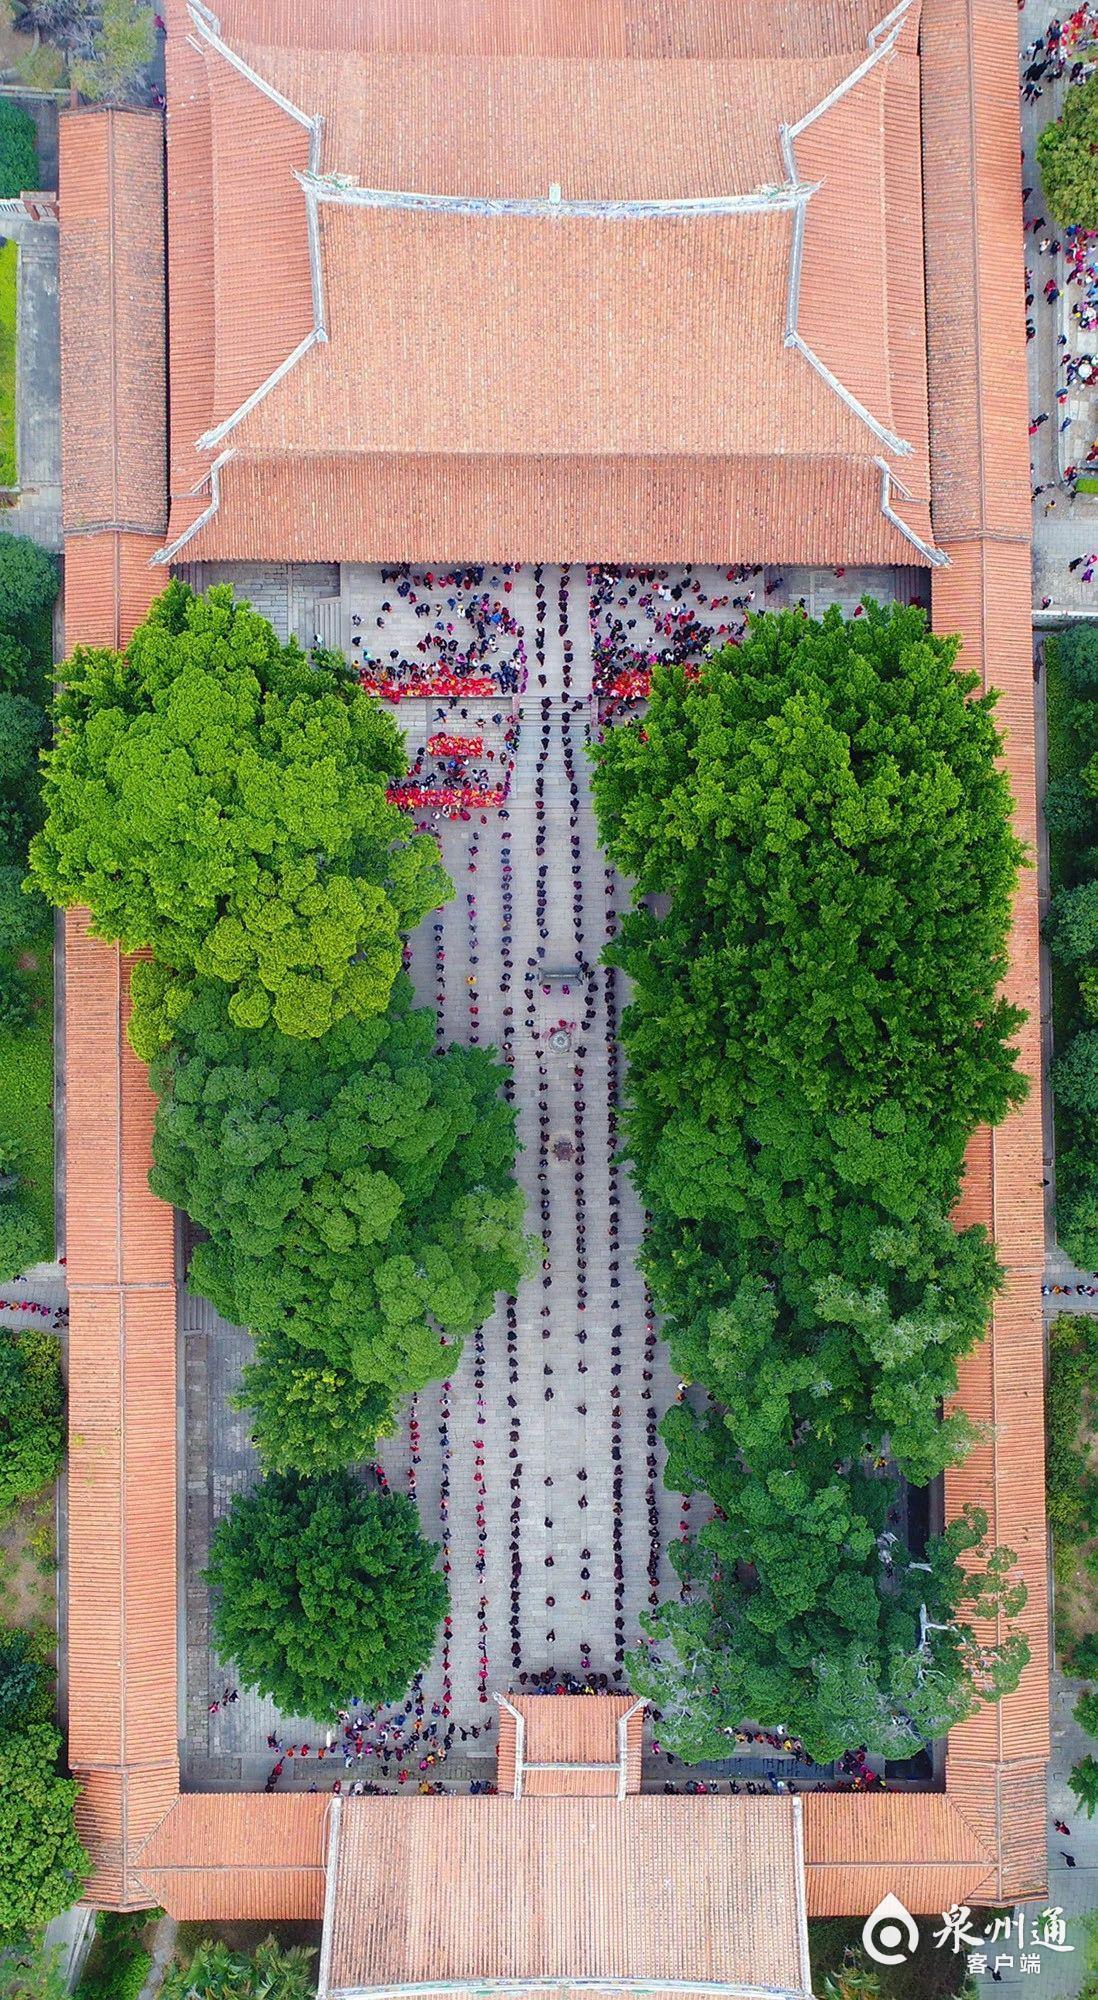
[921,0,1048,1908]
[496,1694,645,1796]
[65,914,178,1909]
[159,0,936,569]
[59,109,166,537]
[59,0,1047,1928]
[321,1795,813,1997]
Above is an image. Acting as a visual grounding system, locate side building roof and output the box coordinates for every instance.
[59,106,167,647]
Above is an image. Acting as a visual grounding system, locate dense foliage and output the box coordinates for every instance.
[0,105,37,204]
[207,1473,447,1719]
[1039,70,1098,228]
[160,1937,314,2000]
[0,1628,51,1737]
[149,972,535,1415]
[0,1329,61,1514]
[0,1724,87,1934]
[1043,625,1098,1267]
[234,1327,395,1476]
[0,538,56,1279]
[30,582,450,1051]
[593,600,1030,1760]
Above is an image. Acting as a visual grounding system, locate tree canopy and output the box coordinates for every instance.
[593,601,1029,1759]
[0,1329,62,1513]
[206,1473,447,1719]
[0,1725,87,1935]
[1039,71,1098,229]
[0,537,57,629]
[149,972,536,1402]
[30,582,450,1051]
[0,104,38,201]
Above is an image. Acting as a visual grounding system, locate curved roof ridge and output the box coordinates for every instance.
[186,2,327,454]
[780,0,916,461]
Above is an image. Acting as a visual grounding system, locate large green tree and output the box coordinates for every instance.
[0,1724,87,1934]
[1039,71,1098,229]
[0,1328,62,1513]
[593,601,1029,1759]
[206,1473,446,1719]
[30,582,450,1051]
[149,973,535,1399]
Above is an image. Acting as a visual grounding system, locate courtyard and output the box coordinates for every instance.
[178,558,929,1794]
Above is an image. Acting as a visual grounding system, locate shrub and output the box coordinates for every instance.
[0,1197,47,1286]
[0,1723,87,1934]
[0,968,31,1033]
[160,1938,314,2000]
[1048,880,1098,966]
[0,639,31,700]
[1059,619,1098,693]
[70,0,153,103]
[0,869,45,958]
[1077,1688,1098,1738]
[0,106,37,202]
[1047,771,1096,843]
[1060,1179,1098,1270]
[1071,1751,1098,1818]
[207,1472,447,1720]
[0,538,57,629]
[0,1328,62,1513]
[1054,1031,1098,1114]
[1074,1633,1098,1679]
[75,1915,153,2000]
[0,1628,50,1736]
[1041,72,1098,228]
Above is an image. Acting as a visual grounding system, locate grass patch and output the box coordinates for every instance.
[0,927,52,1252]
[0,240,18,492]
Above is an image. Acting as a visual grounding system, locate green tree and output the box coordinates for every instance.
[0,867,45,956]
[0,104,37,201]
[0,1723,87,1933]
[594,601,1027,1758]
[149,974,535,1394]
[0,1328,61,1513]
[0,638,31,700]
[1048,881,1098,966]
[30,583,451,1051]
[206,1473,447,1720]
[1054,1032,1098,1115]
[1070,1751,1098,1818]
[1076,1688,1098,1737]
[1039,72,1098,229]
[160,1937,314,2000]
[0,1627,50,1736]
[235,1327,395,1475]
[0,537,57,628]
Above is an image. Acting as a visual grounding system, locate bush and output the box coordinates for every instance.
[0,1629,51,1737]
[0,106,37,203]
[1077,1688,1098,1737]
[0,1197,47,1285]
[160,1938,314,2000]
[0,1328,61,1513]
[0,968,31,1033]
[1074,1633,1098,1678]
[1055,1031,1098,1114]
[1060,1179,1098,1269]
[75,1915,153,2000]
[1059,620,1098,693]
[1040,72,1098,228]
[1047,771,1096,843]
[70,0,153,103]
[0,869,45,958]
[206,1472,447,1720]
[0,639,30,700]
[0,539,56,629]
[1071,1751,1098,1818]
[1049,880,1098,966]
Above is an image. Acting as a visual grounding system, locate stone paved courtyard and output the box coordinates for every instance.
[179,559,928,1792]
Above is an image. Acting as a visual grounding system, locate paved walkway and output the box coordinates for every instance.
[3,210,60,551]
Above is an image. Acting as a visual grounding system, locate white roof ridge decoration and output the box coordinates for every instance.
[156,0,944,571]
[185,0,328,462]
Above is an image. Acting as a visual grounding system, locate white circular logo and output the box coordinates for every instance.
[862,1893,921,1966]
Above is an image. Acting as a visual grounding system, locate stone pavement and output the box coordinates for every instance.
[2,210,60,551]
